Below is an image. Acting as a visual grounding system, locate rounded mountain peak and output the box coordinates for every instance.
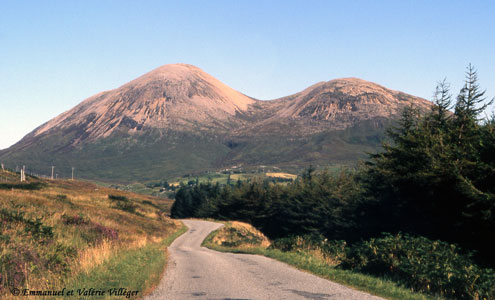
[32,63,257,140]
[272,76,431,127]
[128,63,208,84]
[315,77,398,97]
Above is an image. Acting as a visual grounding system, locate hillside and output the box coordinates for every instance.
[0,64,431,182]
[0,169,180,297]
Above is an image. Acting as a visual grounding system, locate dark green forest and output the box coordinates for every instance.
[171,66,495,299]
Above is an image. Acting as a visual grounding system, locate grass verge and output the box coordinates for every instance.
[67,223,188,299]
[202,224,443,300]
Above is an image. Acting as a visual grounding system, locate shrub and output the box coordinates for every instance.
[23,218,53,240]
[91,223,119,241]
[0,208,25,223]
[270,236,300,251]
[0,208,53,240]
[114,201,137,213]
[142,200,159,209]
[78,221,119,244]
[0,182,44,190]
[271,235,347,264]
[54,194,74,206]
[56,194,68,200]
[0,245,41,289]
[44,243,77,274]
[108,194,138,214]
[341,233,495,299]
[61,214,88,225]
[270,232,495,299]
[108,194,128,202]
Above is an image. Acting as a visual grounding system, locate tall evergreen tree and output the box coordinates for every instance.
[360,65,495,263]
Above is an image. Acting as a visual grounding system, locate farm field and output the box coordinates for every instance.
[106,169,305,197]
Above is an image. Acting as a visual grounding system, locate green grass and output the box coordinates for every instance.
[202,226,443,300]
[172,172,266,186]
[110,171,301,197]
[67,223,188,299]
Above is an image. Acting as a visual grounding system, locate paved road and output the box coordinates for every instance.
[145,219,384,300]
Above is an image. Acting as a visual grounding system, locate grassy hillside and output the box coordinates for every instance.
[0,118,387,183]
[0,169,182,299]
[0,129,231,182]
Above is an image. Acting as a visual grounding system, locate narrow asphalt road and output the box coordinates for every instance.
[145,219,384,300]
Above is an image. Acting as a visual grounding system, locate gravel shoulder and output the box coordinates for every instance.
[145,219,385,300]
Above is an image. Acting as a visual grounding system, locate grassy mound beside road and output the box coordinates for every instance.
[209,221,270,248]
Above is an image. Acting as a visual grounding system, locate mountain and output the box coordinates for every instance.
[24,64,255,144]
[241,78,430,136]
[0,64,431,182]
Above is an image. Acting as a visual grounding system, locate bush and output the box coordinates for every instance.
[44,243,77,274]
[61,214,88,225]
[79,222,119,244]
[341,233,495,299]
[0,245,40,289]
[142,200,160,209]
[271,235,347,264]
[62,213,119,244]
[0,208,53,240]
[91,223,119,241]
[24,218,53,240]
[108,194,128,202]
[270,236,300,251]
[0,182,44,190]
[108,194,138,214]
[114,201,137,213]
[270,232,495,299]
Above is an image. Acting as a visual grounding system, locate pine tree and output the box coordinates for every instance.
[431,78,452,128]
[360,65,495,263]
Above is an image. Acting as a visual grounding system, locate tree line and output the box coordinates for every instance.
[172,65,495,266]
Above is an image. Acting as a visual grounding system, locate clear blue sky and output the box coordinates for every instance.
[1,0,494,149]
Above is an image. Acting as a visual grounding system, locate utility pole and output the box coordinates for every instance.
[20,167,24,182]
[72,167,74,181]
[51,166,54,180]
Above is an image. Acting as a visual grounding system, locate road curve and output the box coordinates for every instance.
[145,219,384,300]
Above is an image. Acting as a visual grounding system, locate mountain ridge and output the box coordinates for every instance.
[0,64,432,181]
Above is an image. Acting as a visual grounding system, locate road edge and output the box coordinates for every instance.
[201,221,440,300]
[141,221,189,298]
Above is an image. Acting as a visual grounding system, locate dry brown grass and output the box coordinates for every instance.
[78,239,116,273]
[0,170,177,296]
[287,236,342,266]
[212,221,271,248]
[75,234,163,274]
[265,172,297,180]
